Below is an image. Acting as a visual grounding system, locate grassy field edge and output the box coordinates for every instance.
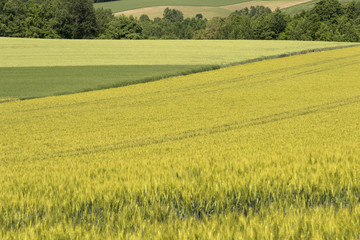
[12,43,357,101]
[45,65,221,101]
[220,44,360,68]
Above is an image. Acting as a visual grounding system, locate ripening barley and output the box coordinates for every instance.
[0,46,360,238]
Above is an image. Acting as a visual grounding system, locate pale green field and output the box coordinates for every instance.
[1,38,354,67]
[1,37,355,99]
[94,0,248,12]
[1,47,360,238]
[115,0,314,19]
[283,0,360,15]
[115,5,233,19]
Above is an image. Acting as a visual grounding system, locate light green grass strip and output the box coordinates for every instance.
[114,1,315,19]
[0,38,356,68]
[94,0,248,12]
[283,0,360,14]
[0,38,358,100]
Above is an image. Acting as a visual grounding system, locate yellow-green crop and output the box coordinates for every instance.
[0,37,357,99]
[1,46,360,239]
[94,0,282,13]
[0,38,354,67]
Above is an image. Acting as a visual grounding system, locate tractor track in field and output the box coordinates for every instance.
[6,47,359,112]
[26,95,360,161]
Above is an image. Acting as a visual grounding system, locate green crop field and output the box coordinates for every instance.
[114,5,234,19]
[0,65,213,99]
[282,0,360,14]
[1,46,360,238]
[282,0,319,14]
[97,0,315,18]
[94,0,248,12]
[0,37,355,99]
[97,0,360,19]
[115,0,306,20]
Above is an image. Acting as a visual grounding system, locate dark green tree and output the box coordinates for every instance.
[249,5,272,18]
[52,0,98,39]
[252,9,288,39]
[279,16,314,40]
[104,15,143,39]
[95,7,114,37]
[24,0,59,38]
[139,14,150,22]
[0,0,26,37]
[193,17,225,39]
[163,8,184,22]
[312,0,343,22]
[216,14,252,39]
[344,1,360,20]
[195,13,203,19]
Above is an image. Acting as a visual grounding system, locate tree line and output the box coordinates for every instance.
[93,0,115,3]
[1,0,360,42]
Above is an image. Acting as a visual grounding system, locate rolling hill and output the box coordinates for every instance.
[112,0,313,19]
[97,0,314,19]
[96,0,360,19]
[1,46,360,238]
[94,0,252,12]
[283,0,360,14]
[0,38,355,99]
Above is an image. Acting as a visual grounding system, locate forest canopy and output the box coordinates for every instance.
[0,0,360,41]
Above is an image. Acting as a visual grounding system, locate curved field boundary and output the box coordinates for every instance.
[1,38,357,100]
[1,43,358,101]
[283,0,360,14]
[0,98,19,103]
[219,44,360,68]
[1,38,354,68]
[2,46,360,238]
[94,0,250,12]
[114,0,314,19]
[2,46,360,162]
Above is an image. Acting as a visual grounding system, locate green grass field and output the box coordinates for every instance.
[282,0,360,14]
[114,0,316,20]
[1,46,360,238]
[94,0,248,12]
[282,0,318,14]
[0,65,212,99]
[100,0,360,19]
[0,38,355,99]
[114,5,234,19]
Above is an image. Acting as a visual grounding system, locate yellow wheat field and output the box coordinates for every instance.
[0,98,18,103]
[1,47,360,239]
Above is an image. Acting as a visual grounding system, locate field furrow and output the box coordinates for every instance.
[1,46,360,238]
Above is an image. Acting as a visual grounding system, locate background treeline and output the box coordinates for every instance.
[1,0,360,41]
[93,0,115,2]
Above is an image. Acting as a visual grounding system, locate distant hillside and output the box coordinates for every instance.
[94,0,252,13]
[283,0,360,14]
[2,0,360,41]
[111,0,313,19]
[96,0,360,19]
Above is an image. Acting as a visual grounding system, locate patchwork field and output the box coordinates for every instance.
[114,0,313,19]
[94,0,250,12]
[100,0,360,19]
[1,46,360,238]
[0,38,355,99]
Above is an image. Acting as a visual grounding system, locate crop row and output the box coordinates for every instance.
[1,47,360,238]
